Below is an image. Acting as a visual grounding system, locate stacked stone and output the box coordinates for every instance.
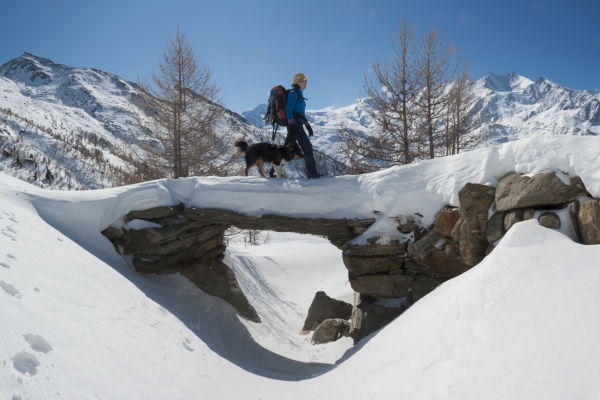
[343,171,597,345]
[484,172,589,251]
[101,203,261,323]
[102,203,228,275]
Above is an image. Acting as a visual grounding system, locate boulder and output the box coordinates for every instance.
[458,183,495,266]
[486,212,505,243]
[180,259,261,323]
[350,293,406,344]
[301,291,353,332]
[578,199,600,244]
[434,207,460,238]
[504,209,525,231]
[348,270,445,303]
[311,319,350,344]
[495,172,587,212]
[538,212,561,229]
[524,209,537,221]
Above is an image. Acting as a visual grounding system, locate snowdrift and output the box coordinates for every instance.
[1,136,600,399]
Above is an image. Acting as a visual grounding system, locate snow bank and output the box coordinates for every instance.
[1,136,600,399]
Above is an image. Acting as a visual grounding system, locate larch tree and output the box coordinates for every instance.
[338,20,484,173]
[337,19,420,172]
[445,65,487,155]
[127,26,231,181]
[413,29,459,159]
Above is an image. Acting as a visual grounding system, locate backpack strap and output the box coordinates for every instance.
[288,88,308,123]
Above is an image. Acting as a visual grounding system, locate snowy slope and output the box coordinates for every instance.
[1,136,600,399]
[0,53,345,189]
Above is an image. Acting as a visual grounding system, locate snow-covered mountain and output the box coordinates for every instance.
[243,71,600,157]
[2,52,600,191]
[475,72,600,142]
[0,53,345,190]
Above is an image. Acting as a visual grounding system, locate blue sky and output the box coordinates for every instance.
[2,0,600,114]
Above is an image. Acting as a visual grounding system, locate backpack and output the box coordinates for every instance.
[264,86,300,140]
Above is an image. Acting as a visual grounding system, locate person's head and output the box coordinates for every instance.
[292,73,308,90]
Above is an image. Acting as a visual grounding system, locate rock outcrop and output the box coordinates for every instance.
[301,291,353,334]
[538,212,561,229]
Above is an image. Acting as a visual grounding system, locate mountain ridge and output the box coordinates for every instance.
[1,53,599,190]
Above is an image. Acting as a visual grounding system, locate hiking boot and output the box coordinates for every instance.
[307,173,324,179]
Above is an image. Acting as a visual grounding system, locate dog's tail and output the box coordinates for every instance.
[233,140,248,154]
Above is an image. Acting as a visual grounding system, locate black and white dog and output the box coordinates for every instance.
[234,140,304,177]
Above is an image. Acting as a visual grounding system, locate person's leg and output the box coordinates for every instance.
[294,126,318,176]
[269,128,297,177]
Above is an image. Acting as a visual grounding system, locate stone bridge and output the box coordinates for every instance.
[101,171,596,344]
[102,203,377,324]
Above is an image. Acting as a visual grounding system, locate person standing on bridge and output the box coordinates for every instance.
[270,73,323,179]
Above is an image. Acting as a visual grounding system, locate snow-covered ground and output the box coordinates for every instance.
[2,136,600,399]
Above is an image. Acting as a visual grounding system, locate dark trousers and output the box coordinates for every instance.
[271,125,318,176]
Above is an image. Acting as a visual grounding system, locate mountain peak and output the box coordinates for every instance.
[483,72,533,92]
[21,52,55,65]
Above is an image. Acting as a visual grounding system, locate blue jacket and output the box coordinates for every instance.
[286,88,307,124]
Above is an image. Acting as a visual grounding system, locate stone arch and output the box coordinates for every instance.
[102,203,375,323]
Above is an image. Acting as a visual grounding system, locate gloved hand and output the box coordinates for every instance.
[288,120,298,136]
[305,122,313,137]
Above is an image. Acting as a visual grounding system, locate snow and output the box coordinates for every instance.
[1,135,600,399]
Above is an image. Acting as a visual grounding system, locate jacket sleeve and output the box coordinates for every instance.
[286,90,298,122]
